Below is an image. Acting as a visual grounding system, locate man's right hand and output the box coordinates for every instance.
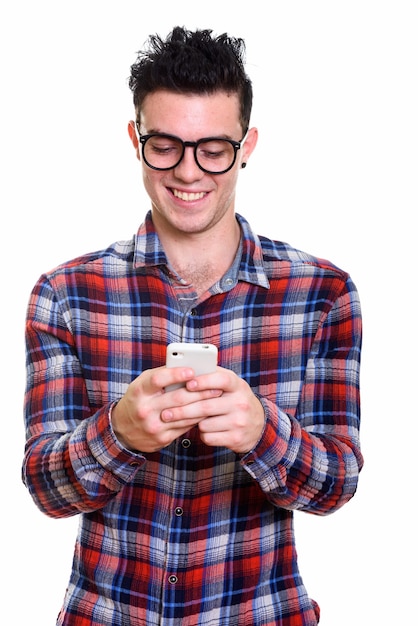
[110,365,222,452]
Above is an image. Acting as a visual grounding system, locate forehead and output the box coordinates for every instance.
[139,90,242,137]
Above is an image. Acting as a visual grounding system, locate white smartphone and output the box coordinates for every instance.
[165,342,218,391]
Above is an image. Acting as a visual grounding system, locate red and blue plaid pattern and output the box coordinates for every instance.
[23,212,363,625]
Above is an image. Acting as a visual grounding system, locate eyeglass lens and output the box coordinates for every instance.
[142,135,237,173]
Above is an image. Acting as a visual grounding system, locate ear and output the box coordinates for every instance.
[241,126,258,165]
[128,120,141,159]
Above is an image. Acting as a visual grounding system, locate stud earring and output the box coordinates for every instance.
[241,162,247,169]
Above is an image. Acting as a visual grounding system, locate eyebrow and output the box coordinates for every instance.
[139,128,238,141]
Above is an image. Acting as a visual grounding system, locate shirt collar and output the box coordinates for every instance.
[133,211,270,289]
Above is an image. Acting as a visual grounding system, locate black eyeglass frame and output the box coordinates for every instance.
[136,123,248,175]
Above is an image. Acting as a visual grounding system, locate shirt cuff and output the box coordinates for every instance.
[85,402,147,483]
[240,398,301,491]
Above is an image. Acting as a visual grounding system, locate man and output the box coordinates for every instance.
[23,26,363,626]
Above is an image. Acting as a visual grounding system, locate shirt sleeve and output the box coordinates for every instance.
[240,275,363,515]
[22,275,145,519]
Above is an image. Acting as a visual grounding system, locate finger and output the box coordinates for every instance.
[164,385,222,405]
[162,366,197,389]
[143,366,195,394]
[160,390,223,423]
[185,368,231,392]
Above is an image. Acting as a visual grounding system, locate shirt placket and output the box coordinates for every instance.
[160,434,196,624]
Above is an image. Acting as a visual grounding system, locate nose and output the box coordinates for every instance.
[172,146,204,182]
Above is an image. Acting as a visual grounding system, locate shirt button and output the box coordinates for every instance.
[225,277,234,286]
[182,438,191,448]
[175,507,183,516]
[190,308,197,316]
[168,575,178,584]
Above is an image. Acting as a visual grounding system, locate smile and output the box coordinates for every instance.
[172,189,206,202]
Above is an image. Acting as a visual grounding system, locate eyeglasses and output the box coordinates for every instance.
[136,124,248,175]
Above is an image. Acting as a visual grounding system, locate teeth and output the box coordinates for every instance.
[173,189,206,201]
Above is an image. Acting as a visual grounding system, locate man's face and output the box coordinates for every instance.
[128,90,257,238]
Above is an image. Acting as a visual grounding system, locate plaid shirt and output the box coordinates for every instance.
[23,212,363,626]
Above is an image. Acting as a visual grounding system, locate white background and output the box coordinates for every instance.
[1,1,417,624]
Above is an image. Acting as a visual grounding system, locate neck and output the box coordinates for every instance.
[157,217,241,295]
